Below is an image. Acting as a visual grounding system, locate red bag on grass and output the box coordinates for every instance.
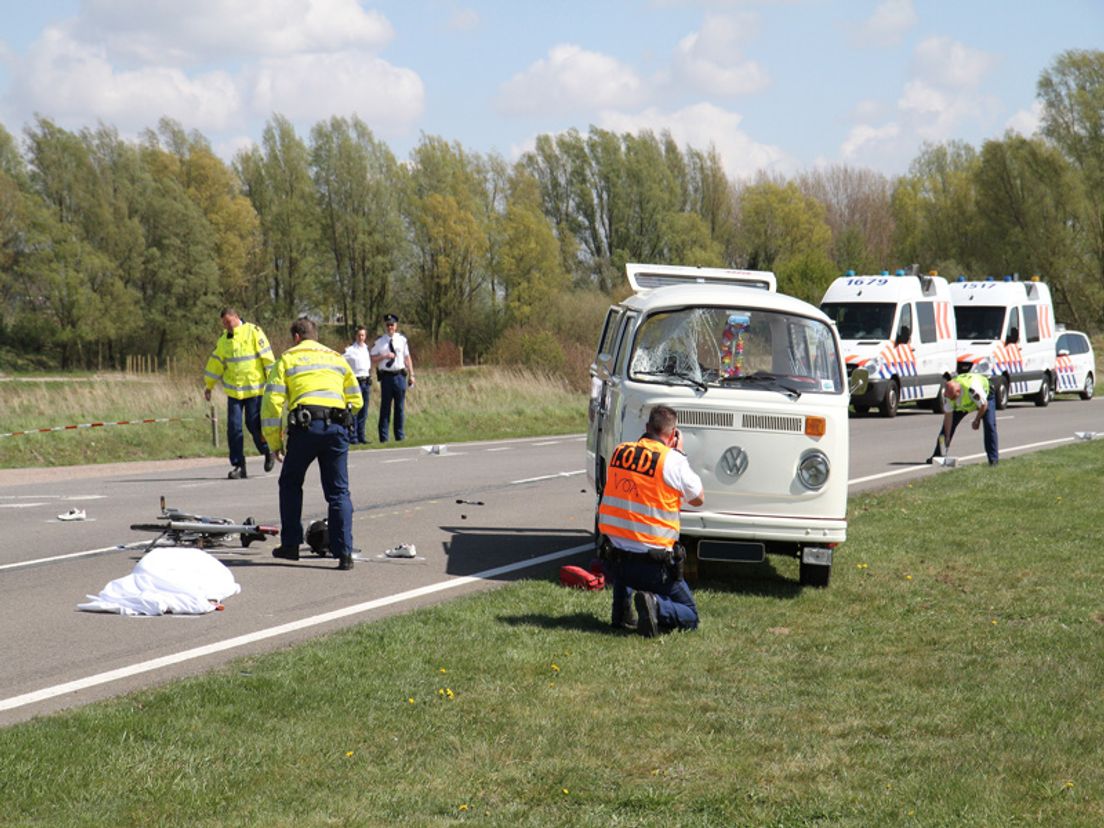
[559,565,605,590]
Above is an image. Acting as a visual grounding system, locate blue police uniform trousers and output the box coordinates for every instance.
[933,391,999,465]
[349,377,371,443]
[278,419,353,555]
[612,552,699,630]
[227,395,269,467]
[378,371,407,442]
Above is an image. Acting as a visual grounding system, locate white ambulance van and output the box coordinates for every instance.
[587,263,857,587]
[949,276,1057,408]
[820,269,957,417]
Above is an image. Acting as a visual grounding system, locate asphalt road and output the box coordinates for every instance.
[1,395,1100,724]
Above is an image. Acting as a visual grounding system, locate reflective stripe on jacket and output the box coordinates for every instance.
[597,437,682,549]
[260,340,364,452]
[203,322,275,400]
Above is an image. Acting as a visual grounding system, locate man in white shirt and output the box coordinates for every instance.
[370,313,416,442]
[597,406,705,636]
[343,326,373,444]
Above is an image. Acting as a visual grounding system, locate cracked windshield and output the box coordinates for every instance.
[629,307,843,395]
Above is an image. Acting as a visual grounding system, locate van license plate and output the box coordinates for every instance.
[698,540,765,563]
[801,546,833,566]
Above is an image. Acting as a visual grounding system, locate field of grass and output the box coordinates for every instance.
[2,440,1103,826]
[0,367,587,469]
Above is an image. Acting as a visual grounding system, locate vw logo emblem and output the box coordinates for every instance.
[718,446,748,480]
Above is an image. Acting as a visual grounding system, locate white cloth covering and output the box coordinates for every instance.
[78,547,242,616]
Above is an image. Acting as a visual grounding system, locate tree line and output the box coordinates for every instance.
[0,49,1101,372]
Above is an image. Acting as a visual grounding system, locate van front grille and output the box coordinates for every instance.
[740,413,804,433]
[673,409,735,428]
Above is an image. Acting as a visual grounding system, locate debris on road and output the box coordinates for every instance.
[385,543,417,558]
[58,508,87,521]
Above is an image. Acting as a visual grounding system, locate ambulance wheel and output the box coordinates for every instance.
[799,559,831,587]
[1033,375,1052,407]
[878,381,899,418]
[995,377,1010,410]
[1081,373,1095,401]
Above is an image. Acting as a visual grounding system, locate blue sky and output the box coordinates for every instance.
[0,0,1100,178]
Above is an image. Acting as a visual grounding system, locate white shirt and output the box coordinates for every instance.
[371,331,409,372]
[609,446,703,554]
[343,342,372,378]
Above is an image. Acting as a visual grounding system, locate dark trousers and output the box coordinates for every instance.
[612,553,699,630]
[349,377,371,443]
[378,371,407,442]
[278,420,353,556]
[932,393,999,464]
[227,395,268,467]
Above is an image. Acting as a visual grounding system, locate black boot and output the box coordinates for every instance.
[611,594,637,630]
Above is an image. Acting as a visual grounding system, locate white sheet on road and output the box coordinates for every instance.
[78,547,241,616]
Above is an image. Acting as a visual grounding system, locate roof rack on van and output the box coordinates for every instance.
[625,263,776,293]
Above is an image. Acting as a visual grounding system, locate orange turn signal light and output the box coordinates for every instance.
[805,416,826,437]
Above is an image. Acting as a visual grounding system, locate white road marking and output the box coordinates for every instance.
[486,447,512,452]
[382,458,413,464]
[0,543,147,572]
[533,440,560,446]
[0,503,47,509]
[511,470,585,484]
[0,542,594,714]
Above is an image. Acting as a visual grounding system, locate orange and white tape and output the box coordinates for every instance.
[0,417,191,438]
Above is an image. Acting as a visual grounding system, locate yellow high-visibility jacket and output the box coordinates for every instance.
[203,322,275,400]
[261,340,364,452]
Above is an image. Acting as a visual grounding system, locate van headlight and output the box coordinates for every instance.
[797,450,830,490]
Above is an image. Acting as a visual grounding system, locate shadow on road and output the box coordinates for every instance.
[440,524,593,579]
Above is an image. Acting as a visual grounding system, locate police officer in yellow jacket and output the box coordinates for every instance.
[598,405,704,636]
[203,308,275,479]
[262,317,363,571]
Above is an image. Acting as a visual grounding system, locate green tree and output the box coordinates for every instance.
[1037,49,1104,311]
[735,178,836,302]
[236,115,323,320]
[497,169,568,325]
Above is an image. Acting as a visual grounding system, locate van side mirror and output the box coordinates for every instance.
[596,352,614,377]
[849,367,869,397]
[895,325,911,345]
[1058,349,1070,357]
[1006,327,1019,345]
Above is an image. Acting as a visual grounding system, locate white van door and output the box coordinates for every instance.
[587,307,624,484]
[594,310,638,494]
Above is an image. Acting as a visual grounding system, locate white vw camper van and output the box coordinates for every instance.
[949,276,1057,408]
[587,263,854,587]
[820,270,957,417]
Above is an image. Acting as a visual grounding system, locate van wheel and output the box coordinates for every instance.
[929,382,945,414]
[1080,373,1094,401]
[799,559,831,587]
[878,381,899,418]
[1033,375,1052,407]
[995,376,1010,410]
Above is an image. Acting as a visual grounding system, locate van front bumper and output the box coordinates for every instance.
[679,510,847,545]
[849,376,889,407]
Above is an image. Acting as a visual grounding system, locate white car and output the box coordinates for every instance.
[1054,329,1096,400]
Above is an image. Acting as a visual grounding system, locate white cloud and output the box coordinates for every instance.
[597,102,790,178]
[497,44,647,115]
[12,26,241,133]
[448,8,481,31]
[840,122,901,160]
[670,12,769,96]
[839,36,999,171]
[912,36,996,89]
[1005,100,1042,137]
[854,0,917,45]
[78,0,394,64]
[249,52,424,134]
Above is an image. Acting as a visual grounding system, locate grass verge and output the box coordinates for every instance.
[0,367,587,469]
[2,442,1103,826]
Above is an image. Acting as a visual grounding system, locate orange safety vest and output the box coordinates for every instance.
[598,437,682,549]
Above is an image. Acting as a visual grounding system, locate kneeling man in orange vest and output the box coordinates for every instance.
[598,405,705,636]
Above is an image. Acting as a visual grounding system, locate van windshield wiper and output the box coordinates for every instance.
[719,371,801,400]
[634,369,707,391]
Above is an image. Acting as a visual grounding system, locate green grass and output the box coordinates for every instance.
[2,441,1104,825]
[0,367,587,469]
